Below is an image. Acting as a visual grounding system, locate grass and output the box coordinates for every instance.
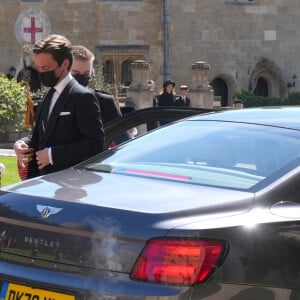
[0,155,21,187]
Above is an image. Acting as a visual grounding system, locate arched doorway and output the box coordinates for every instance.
[210,78,228,107]
[248,58,284,97]
[254,77,269,97]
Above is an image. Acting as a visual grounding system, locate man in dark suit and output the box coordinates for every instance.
[71,45,129,145]
[14,34,104,178]
[175,85,191,107]
[71,45,122,125]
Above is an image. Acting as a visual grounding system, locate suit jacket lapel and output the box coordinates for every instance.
[39,80,76,148]
[31,91,50,149]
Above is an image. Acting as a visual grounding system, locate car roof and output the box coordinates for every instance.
[191,106,300,130]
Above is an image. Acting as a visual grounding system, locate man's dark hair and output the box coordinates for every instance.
[32,34,73,70]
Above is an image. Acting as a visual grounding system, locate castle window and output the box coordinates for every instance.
[103,60,115,84]
[121,60,133,86]
[97,45,149,86]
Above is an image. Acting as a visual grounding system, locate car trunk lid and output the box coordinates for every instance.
[0,168,253,274]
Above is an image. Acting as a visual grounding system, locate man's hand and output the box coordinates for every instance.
[14,140,34,168]
[36,148,50,169]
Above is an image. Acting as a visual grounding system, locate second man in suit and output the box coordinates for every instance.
[71,45,122,125]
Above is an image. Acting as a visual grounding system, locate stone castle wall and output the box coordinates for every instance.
[0,0,299,106]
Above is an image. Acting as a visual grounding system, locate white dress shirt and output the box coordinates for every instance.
[47,73,73,164]
[48,73,73,118]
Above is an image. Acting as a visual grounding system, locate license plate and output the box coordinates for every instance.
[0,282,75,300]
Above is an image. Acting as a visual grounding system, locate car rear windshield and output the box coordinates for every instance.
[81,121,300,191]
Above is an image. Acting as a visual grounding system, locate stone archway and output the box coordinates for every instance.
[210,77,229,107]
[249,57,285,97]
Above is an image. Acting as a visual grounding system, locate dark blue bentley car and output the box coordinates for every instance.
[1,107,300,299]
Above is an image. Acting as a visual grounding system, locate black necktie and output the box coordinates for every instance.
[40,87,55,132]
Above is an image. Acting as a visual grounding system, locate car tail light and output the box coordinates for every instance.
[130,238,225,286]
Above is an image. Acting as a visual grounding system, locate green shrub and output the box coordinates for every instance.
[285,92,300,105]
[234,90,291,108]
[0,74,27,133]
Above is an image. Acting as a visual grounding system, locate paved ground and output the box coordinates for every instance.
[0,143,15,156]
[0,148,15,156]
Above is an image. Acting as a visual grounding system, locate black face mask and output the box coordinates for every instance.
[39,70,59,87]
[73,74,91,87]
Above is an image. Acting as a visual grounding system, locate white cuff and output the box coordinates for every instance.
[48,147,53,165]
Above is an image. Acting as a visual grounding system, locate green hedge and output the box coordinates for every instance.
[235,91,300,108]
[0,74,27,132]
